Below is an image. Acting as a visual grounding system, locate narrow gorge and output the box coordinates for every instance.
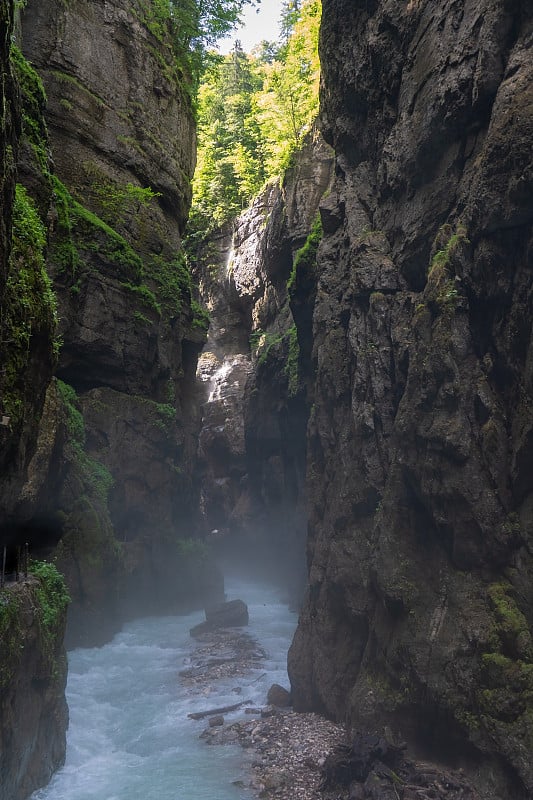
[0,1,532,799]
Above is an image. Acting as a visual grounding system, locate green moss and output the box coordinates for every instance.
[253,330,284,365]
[133,311,153,326]
[82,161,162,228]
[57,380,114,502]
[191,298,209,331]
[488,582,533,660]
[57,379,85,444]
[10,44,50,179]
[1,185,57,424]
[469,582,533,733]
[481,652,533,691]
[425,224,469,315]
[165,379,176,404]
[152,402,176,433]
[49,175,143,281]
[78,450,114,503]
[429,225,469,274]
[175,537,210,561]
[147,251,191,316]
[287,214,322,295]
[121,281,161,313]
[74,202,143,280]
[285,324,300,398]
[0,564,68,684]
[249,329,265,354]
[116,134,145,156]
[454,707,481,733]
[363,669,409,709]
[135,0,171,44]
[49,176,79,275]
[50,69,106,108]
[132,397,177,433]
[49,174,196,326]
[0,591,22,689]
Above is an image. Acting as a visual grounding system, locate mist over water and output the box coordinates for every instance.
[31,575,296,800]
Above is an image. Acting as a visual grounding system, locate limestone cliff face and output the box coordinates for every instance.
[195,133,333,586]
[0,576,68,800]
[11,0,218,640]
[288,1,533,797]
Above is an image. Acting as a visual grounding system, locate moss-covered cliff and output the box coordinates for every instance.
[0,0,221,643]
[0,566,69,800]
[288,1,533,797]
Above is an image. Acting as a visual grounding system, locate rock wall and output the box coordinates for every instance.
[0,9,56,530]
[0,574,68,800]
[7,0,220,642]
[288,1,533,797]
[0,0,16,291]
[195,132,333,591]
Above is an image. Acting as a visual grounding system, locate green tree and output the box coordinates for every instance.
[190,42,267,229]
[168,0,261,87]
[189,0,321,233]
[279,0,301,43]
[256,0,320,172]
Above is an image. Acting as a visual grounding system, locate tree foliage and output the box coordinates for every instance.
[189,0,321,233]
[142,0,260,89]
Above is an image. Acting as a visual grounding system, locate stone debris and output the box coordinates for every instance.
[190,599,249,637]
[179,627,266,690]
[181,608,482,799]
[202,707,347,799]
[204,711,483,799]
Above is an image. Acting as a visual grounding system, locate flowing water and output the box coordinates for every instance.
[31,575,297,800]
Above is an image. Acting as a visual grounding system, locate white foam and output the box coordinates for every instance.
[31,576,296,800]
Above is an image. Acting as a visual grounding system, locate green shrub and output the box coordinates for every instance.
[30,561,70,633]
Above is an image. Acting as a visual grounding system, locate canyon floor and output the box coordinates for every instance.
[185,625,483,800]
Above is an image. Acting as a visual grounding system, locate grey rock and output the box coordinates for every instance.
[190,599,249,637]
[266,683,291,708]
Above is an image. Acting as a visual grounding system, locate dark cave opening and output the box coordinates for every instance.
[0,514,64,576]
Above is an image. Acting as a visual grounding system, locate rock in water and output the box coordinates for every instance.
[267,683,291,707]
[190,599,249,637]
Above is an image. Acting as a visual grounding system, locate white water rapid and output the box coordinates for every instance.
[31,575,297,800]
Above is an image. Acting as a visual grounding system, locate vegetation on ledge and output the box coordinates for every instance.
[1,184,58,426]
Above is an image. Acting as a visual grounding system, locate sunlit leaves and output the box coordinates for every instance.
[189,0,321,232]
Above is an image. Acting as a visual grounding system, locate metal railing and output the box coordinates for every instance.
[0,543,29,588]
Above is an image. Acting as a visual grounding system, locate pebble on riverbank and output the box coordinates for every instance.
[182,620,482,800]
[202,706,347,800]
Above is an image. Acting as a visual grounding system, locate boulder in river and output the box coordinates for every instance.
[267,683,291,707]
[190,599,249,637]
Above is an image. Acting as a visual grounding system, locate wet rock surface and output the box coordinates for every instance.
[13,0,209,642]
[206,705,482,800]
[194,133,334,599]
[184,611,480,800]
[0,579,68,800]
[180,627,266,689]
[190,599,249,637]
[288,1,533,797]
